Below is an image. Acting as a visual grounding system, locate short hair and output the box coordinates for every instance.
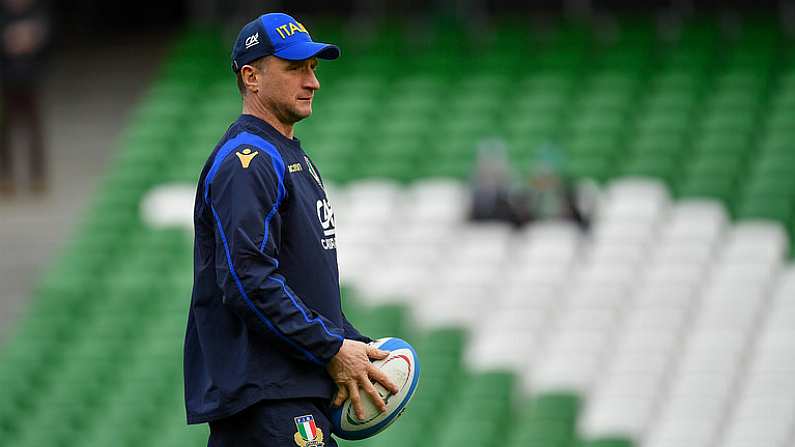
[236,57,266,96]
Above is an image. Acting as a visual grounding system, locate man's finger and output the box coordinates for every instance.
[359,374,387,413]
[366,345,389,360]
[368,364,399,395]
[332,385,348,407]
[348,382,365,420]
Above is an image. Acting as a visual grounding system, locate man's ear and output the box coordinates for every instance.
[241,64,260,94]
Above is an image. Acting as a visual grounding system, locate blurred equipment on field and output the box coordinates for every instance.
[469,138,521,225]
[520,146,591,231]
[469,141,592,230]
[0,0,49,195]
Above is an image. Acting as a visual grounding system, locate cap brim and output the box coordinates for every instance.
[274,41,340,61]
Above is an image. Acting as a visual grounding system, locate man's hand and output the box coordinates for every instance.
[327,340,400,420]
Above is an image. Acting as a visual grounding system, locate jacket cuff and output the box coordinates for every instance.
[316,336,345,365]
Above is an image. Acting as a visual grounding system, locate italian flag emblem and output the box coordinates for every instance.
[295,415,319,441]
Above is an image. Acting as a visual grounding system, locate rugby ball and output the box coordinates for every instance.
[330,337,420,440]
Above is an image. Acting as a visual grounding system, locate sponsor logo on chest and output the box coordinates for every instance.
[316,198,336,250]
[288,156,334,250]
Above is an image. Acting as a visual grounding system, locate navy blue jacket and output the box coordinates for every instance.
[184,114,369,424]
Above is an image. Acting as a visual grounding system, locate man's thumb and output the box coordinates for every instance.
[367,345,390,359]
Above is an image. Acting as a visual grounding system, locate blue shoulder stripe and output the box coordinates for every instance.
[203,131,286,253]
[204,131,285,206]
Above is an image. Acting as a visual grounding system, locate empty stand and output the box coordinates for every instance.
[1,15,794,447]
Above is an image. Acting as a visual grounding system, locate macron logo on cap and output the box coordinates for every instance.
[245,32,260,49]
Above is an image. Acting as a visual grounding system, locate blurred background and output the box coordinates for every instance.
[2,0,795,446]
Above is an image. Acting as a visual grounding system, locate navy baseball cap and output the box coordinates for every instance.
[231,13,340,72]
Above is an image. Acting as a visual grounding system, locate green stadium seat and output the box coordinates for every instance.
[753,156,795,178]
[757,143,795,164]
[520,72,576,93]
[691,131,751,157]
[434,423,499,447]
[431,133,478,158]
[659,45,714,71]
[505,111,561,137]
[514,90,568,113]
[577,90,633,112]
[758,130,795,156]
[415,327,466,356]
[770,88,795,110]
[524,392,580,421]
[744,175,795,198]
[512,422,576,445]
[507,392,581,446]
[348,304,407,339]
[468,370,515,400]
[634,110,692,134]
[576,438,634,447]
[686,154,744,179]
[650,69,702,88]
[570,110,628,135]
[677,175,737,206]
[593,47,650,71]
[621,153,678,185]
[705,89,761,110]
[567,156,612,182]
[566,133,623,160]
[629,131,687,157]
[698,110,757,133]
[736,195,793,224]
[364,158,424,183]
[364,418,423,447]
[765,110,795,134]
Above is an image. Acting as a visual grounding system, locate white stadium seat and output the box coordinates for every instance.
[722,221,789,262]
[139,183,196,230]
[607,350,670,375]
[529,352,602,394]
[631,284,697,310]
[663,199,728,242]
[651,241,717,265]
[581,395,654,438]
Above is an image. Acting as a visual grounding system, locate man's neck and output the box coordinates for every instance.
[242,100,294,139]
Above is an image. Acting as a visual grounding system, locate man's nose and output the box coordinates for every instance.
[304,69,320,91]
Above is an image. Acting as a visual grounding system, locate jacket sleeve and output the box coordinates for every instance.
[205,144,344,366]
[342,312,372,343]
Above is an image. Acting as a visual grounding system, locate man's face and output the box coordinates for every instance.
[254,56,320,125]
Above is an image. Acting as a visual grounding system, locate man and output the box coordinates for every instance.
[469,138,521,225]
[0,0,49,195]
[184,13,398,447]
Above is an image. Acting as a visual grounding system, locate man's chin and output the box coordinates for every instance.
[290,107,312,122]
